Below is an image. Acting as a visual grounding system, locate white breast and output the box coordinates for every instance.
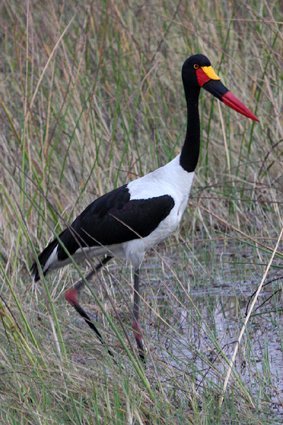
[124,155,194,268]
[128,155,194,218]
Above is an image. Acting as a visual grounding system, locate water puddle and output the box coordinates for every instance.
[150,276,283,415]
[71,237,283,417]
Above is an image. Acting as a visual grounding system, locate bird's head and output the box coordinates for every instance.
[182,54,258,122]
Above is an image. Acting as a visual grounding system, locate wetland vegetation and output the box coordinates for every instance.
[1,0,283,423]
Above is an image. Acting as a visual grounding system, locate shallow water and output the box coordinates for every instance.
[68,237,283,419]
[142,242,283,418]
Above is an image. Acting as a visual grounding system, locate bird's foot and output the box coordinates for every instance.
[132,319,146,362]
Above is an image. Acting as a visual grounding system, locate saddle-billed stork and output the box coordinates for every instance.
[31,54,258,362]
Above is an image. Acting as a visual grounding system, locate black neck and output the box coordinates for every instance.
[180,84,201,172]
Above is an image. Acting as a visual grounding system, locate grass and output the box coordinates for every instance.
[1,0,283,423]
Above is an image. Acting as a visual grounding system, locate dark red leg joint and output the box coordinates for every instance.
[131,319,143,341]
[132,319,145,362]
[65,287,79,307]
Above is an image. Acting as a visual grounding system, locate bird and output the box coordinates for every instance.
[31,54,258,362]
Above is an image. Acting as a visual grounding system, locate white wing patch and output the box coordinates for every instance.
[43,245,59,272]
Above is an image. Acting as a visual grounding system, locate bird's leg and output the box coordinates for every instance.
[65,256,114,357]
[65,255,112,304]
[131,268,145,362]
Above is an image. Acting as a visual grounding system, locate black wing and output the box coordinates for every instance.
[32,184,174,279]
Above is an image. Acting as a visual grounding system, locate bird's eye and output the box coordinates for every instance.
[193,64,199,70]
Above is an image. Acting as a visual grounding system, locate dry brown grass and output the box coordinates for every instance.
[0,0,283,423]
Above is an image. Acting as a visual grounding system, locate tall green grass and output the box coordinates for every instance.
[1,0,283,423]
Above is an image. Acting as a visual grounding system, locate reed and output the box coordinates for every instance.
[0,0,282,423]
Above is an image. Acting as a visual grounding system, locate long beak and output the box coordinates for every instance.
[197,66,259,122]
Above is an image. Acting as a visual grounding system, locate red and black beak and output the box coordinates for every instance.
[196,66,258,122]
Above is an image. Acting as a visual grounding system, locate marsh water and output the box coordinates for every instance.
[139,240,283,419]
[72,237,283,420]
